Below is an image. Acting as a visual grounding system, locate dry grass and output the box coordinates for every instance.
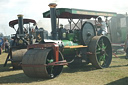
[0,53,128,85]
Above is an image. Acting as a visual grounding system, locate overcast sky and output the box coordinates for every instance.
[0,0,128,36]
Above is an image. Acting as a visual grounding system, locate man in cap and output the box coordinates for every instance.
[58,24,67,40]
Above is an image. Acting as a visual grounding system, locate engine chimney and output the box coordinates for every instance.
[17,14,24,34]
[48,3,57,40]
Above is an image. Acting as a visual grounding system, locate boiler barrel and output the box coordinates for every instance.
[22,49,63,78]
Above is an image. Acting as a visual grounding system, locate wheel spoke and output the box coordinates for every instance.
[99,55,104,61]
[102,54,106,61]
[100,39,107,50]
[96,43,102,54]
[47,59,54,75]
[96,51,101,54]
[101,40,104,48]
[98,54,106,65]
[104,50,108,56]
[47,59,54,63]
[102,45,107,50]
[97,43,102,50]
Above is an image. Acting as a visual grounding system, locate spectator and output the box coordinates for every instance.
[5,40,10,53]
[0,38,3,54]
[124,34,128,59]
[0,45,1,55]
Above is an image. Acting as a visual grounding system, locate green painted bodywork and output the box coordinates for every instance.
[59,30,83,56]
[62,40,78,46]
[67,33,74,41]
[43,8,117,19]
[61,40,78,56]
[72,9,116,17]
[66,30,81,44]
[62,48,76,56]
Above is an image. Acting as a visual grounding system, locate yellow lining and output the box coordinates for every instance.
[64,45,87,49]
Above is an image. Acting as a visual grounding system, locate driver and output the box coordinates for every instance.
[96,17,108,36]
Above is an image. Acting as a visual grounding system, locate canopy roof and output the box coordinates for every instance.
[9,19,36,28]
[43,8,117,19]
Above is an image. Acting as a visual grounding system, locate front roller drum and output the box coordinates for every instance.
[88,36,112,69]
[22,49,63,78]
[12,49,27,69]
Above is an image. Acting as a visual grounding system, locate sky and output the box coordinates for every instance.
[0,0,128,36]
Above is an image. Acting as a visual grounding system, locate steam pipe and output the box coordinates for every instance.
[48,3,57,40]
[17,14,24,34]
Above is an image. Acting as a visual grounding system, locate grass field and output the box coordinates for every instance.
[0,53,128,85]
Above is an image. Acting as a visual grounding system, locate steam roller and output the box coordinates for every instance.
[4,14,37,69]
[21,3,114,79]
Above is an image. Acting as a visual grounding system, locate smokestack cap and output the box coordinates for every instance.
[17,14,23,17]
[48,3,57,8]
